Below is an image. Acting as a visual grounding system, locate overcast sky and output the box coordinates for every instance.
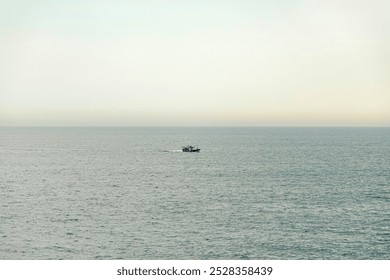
[0,0,389,126]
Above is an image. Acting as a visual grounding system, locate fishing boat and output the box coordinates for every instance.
[182,145,200,152]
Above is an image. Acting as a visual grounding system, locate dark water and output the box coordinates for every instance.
[0,127,389,259]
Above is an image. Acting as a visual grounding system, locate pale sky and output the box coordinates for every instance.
[0,0,389,126]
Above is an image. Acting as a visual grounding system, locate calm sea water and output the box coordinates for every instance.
[0,127,389,259]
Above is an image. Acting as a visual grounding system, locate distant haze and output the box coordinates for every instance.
[1,0,389,126]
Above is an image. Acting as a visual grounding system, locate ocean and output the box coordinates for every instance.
[0,127,389,259]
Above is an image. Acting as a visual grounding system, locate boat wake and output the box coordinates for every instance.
[159,149,182,153]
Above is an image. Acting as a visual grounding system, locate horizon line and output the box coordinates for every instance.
[0,125,389,128]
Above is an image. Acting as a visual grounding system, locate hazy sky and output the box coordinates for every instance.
[1,0,389,126]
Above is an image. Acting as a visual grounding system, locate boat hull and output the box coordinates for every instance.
[182,148,200,152]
